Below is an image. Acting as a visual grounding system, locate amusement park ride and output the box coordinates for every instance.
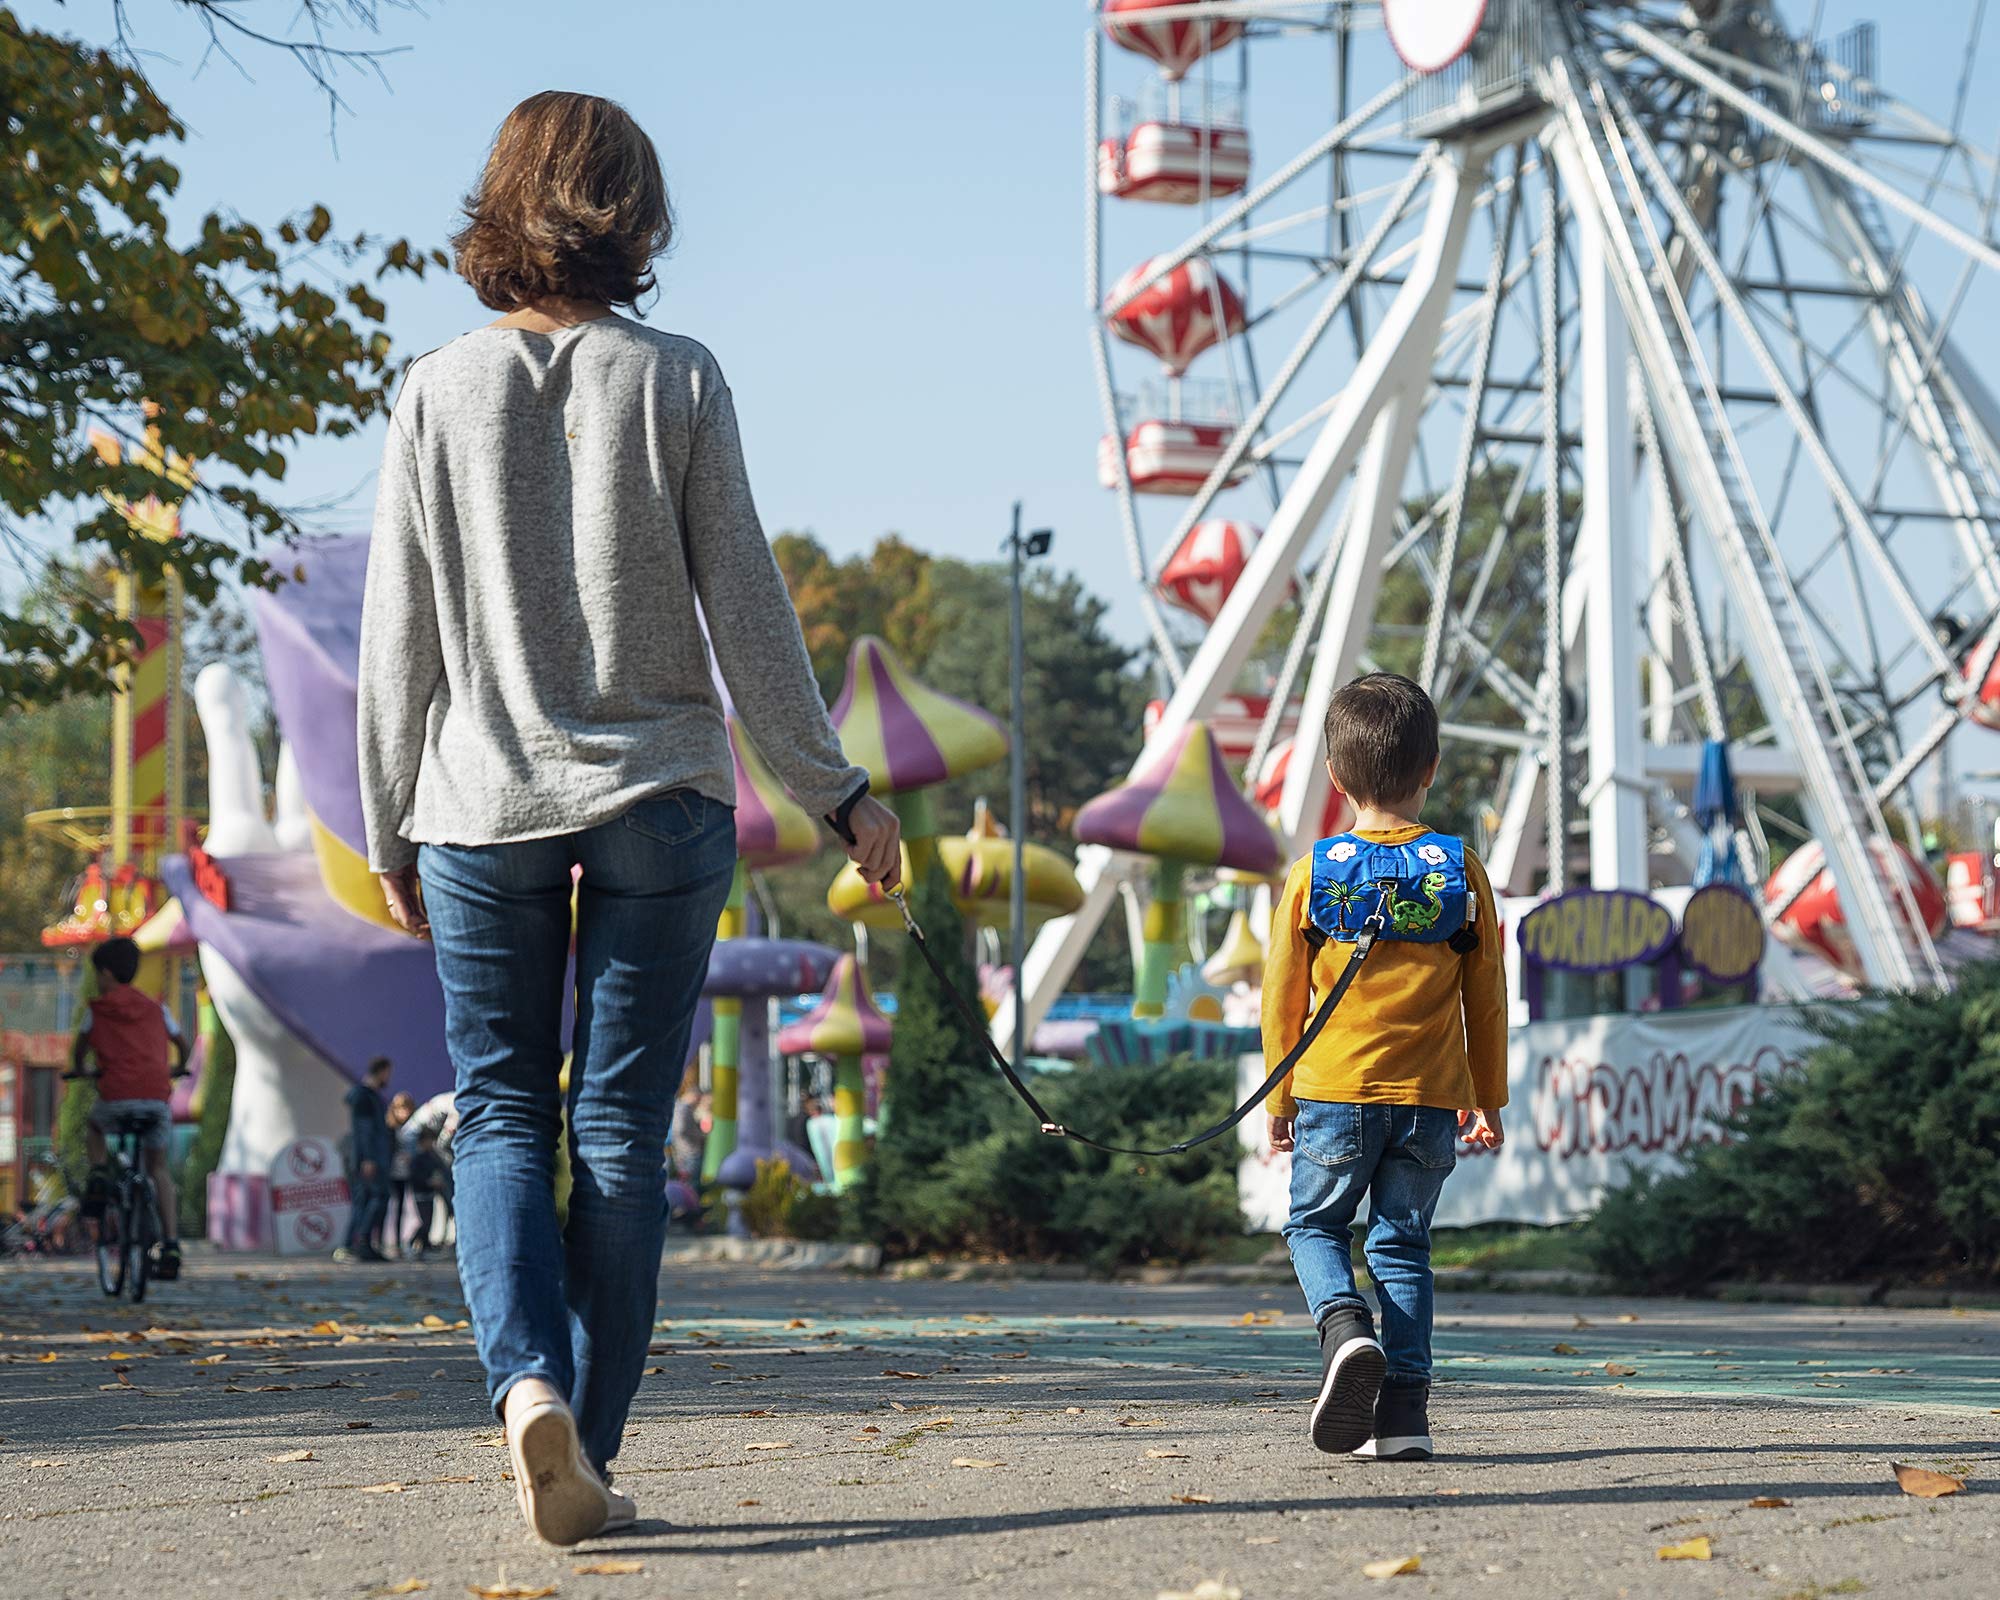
[1002,0,2000,1047]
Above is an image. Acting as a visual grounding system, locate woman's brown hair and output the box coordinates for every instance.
[452,91,673,311]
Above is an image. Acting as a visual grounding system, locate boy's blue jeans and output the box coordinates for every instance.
[420,790,735,1474]
[1282,1100,1458,1387]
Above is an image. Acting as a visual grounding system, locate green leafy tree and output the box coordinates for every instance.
[1,6,440,707]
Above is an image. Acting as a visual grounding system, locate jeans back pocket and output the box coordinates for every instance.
[622,788,708,847]
[1295,1101,1364,1168]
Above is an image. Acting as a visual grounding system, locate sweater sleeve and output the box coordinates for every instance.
[357,419,446,874]
[1259,859,1314,1119]
[680,370,867,819]
[1461,849,1509,1109]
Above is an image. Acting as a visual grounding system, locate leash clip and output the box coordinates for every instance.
[886,886,920,937]
[1040,1122,1068,1138]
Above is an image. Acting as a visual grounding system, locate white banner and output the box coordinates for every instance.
[1239,1004,1823,1230]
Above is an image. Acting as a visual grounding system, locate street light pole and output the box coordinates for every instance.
[1005,505,1053,1067]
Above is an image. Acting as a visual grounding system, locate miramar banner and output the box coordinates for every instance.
[1237,1003,1825,1230]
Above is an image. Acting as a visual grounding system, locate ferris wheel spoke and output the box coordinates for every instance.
[1102,73,1412,319]
[1621,20,2000,275]
[1143,147,1439,576]
[1595,64,1959,685]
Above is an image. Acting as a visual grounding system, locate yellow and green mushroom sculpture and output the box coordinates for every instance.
[1073,720,1284,1018]
[827,801,1085,930]
[776,955,892,1191]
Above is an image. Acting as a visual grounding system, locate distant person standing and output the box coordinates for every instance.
[335,1057,394,1264]
[381,1091,417,1256]
[356,91,900,1545]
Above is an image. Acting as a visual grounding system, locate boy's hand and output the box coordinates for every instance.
[379,865,430,940]
[1268,1115,1295,1153]
[1458,1107,1504,1150]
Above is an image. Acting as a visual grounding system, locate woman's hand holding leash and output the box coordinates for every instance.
[832,794,903,890]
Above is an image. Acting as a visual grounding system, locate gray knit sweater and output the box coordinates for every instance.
[357,319,863,873]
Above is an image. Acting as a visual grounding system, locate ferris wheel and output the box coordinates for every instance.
[1010,0,2000,1039]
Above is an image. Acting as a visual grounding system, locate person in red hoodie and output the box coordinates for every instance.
[73,937,190,1280]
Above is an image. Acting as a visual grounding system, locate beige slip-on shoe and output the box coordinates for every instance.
[506,1392,612,1546]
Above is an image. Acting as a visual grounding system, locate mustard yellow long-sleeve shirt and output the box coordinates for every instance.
[1260,825,1509,1117]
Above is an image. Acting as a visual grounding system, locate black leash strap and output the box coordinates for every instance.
[845,831,1384,1157]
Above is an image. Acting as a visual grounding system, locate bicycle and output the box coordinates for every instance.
[66,1077,166,1302]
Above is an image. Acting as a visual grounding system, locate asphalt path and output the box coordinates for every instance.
[1,1252,1992,1599]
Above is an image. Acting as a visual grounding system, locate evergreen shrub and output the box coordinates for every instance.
[1587,964,2000,1291]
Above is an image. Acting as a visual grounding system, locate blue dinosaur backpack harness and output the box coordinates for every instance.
[1304,830,1479,953]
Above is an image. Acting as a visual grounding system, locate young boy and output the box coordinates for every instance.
[1262,673,1507,1461]
[74,936,191,1280]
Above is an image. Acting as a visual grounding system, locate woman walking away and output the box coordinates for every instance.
[357,91,900,1547]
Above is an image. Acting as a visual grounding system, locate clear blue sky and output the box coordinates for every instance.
[18,0,2000,652]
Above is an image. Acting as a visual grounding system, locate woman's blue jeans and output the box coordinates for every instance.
[420,789,735,1473]
[1282,1100,1458,1387]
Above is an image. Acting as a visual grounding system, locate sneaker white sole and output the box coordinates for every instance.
[507,1400,610,1547]
[1353,1433,1434,1461]
[1310,1336,1386,1455]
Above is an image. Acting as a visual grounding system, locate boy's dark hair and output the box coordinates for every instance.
[367,1056,393,1083]
[1323,673,1441,806]
[452,91,673,311]
[90,937,142,986]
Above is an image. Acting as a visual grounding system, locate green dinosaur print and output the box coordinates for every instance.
[1389,871,1449,936]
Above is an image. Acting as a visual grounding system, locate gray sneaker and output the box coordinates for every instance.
[1310,1305,1385,1455]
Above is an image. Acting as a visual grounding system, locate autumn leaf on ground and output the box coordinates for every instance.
[1551,1343,1580,1356]
[266,1449,315,1463]
[785,1318,809,1329]
[421,1315,450,1329]
[1616,1313,1640,1323]
[466,1586,557,1599]
[367,1583,429,1597]
[1171,1492,1213,1504]
[737,1499,761,1507]
[1146,1449,1189,1459]
[365,1389,422,1403]
[1748,1496,1791,1509]
[1892,1462,1966,1498]
[358,1482,406,1494]
[346,1420,375,1429]
[192,1353,227,1365]
[1656,1536,1712,1561]
[744,1441,792,1451]
[573,1561,644,1575]
[1362,1555,1421,1579]
[951,1457,1003,1469]
[1602,1362,1639,1378]
[1157,1583,1240,1600]
[1118,1417,1167,1428]
[1571,1315,1593,1329]
[881,1369,925,1380]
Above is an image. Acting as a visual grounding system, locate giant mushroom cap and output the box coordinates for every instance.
[827,804,1086,929]
[728,718,820,870]
[703,939,838,1000]
[775,954,892,1058]
[830,636,1007,795]
[1073,720,1284,874]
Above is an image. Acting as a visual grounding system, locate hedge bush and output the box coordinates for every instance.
[1587,963,2000,1291]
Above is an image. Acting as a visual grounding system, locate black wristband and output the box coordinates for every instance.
[826,779,870,845]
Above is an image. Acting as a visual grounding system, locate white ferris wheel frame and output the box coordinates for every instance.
[1003,1,2000,1050]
